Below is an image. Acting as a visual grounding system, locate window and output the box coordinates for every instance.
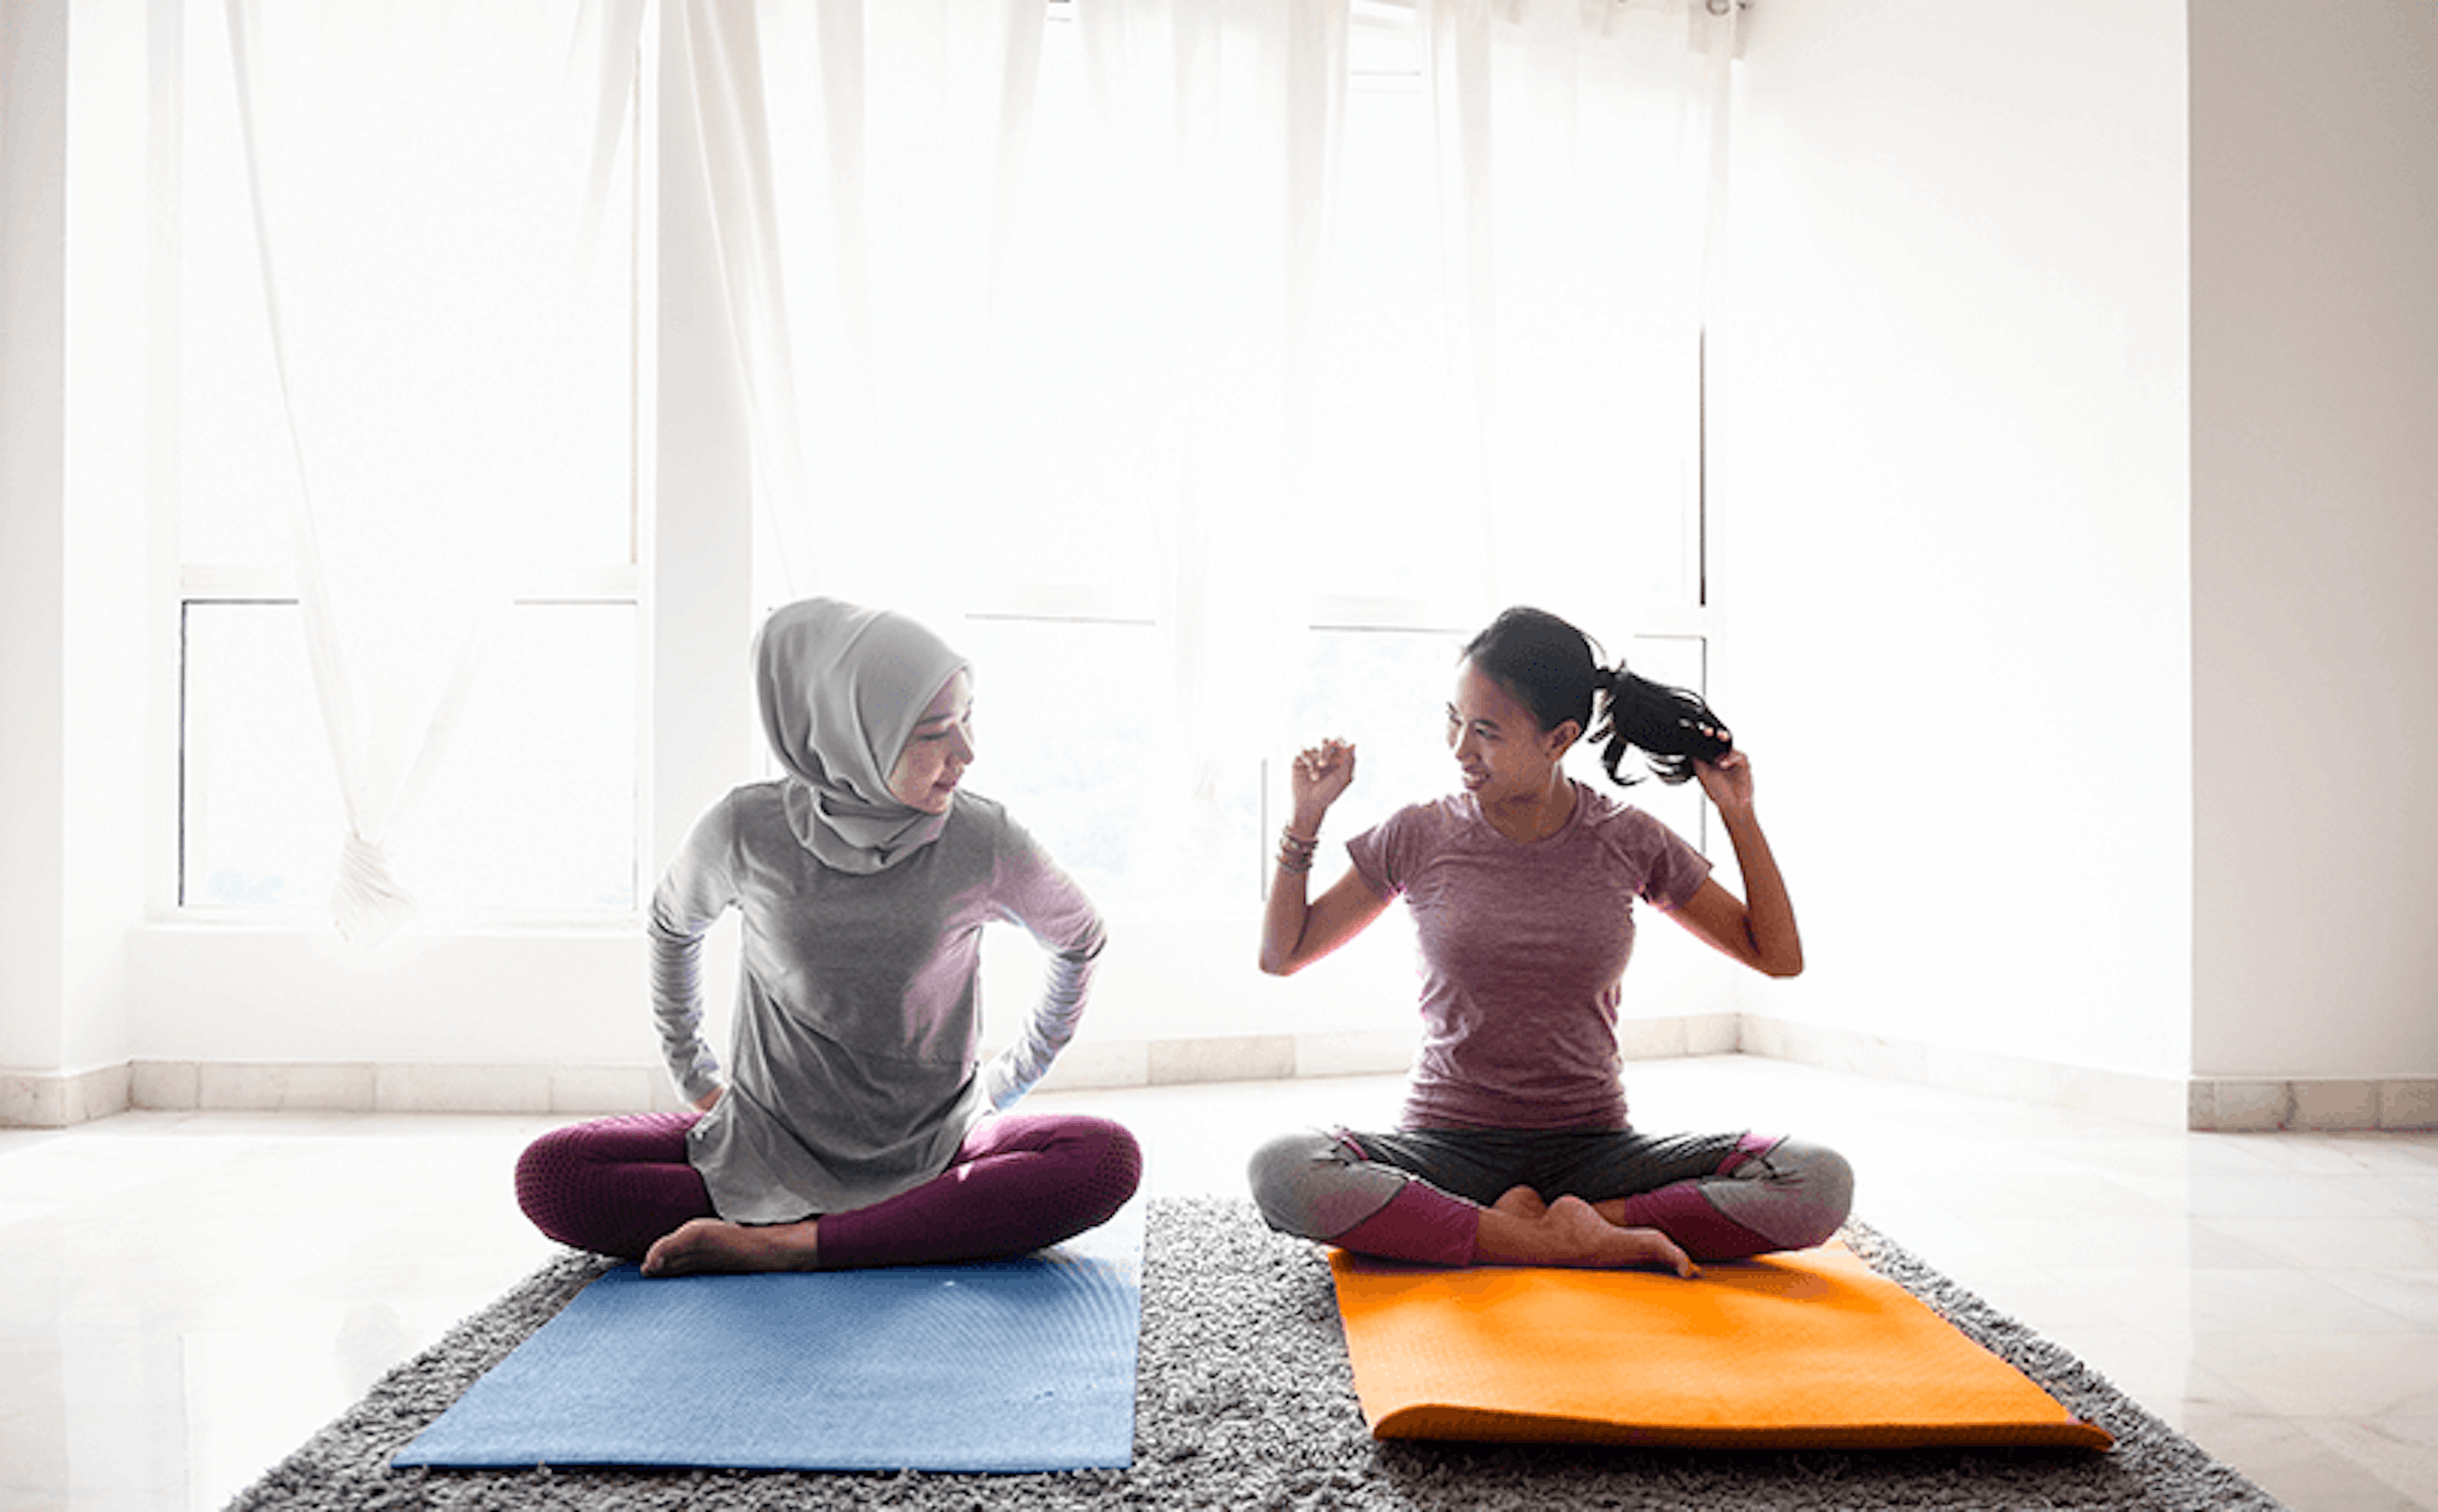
[169,0,1721,925]
[173,0,640,918]
[741,2,1717,910]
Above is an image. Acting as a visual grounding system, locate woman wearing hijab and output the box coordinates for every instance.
[514,599,1141,1275]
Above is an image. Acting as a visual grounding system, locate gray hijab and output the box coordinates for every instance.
[753,598,969,875]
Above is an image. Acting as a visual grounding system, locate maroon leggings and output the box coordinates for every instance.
[514,1110,1142,1268]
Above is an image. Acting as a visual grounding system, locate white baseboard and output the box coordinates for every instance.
[1734,1014,2194,1128]
[0,1063,131,1127]
[2185,1075,2438,1132]
[1735,1014,2438,1132]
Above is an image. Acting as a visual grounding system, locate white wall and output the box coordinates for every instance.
[2190,1,2438,1080]
[1710,0,2196,1081]
[58,0,150,1081]
[2,0,75,1081]
[3,0,151,1104]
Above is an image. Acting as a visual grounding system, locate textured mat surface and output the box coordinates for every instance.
[392,1202,1142,1473]
[1331,1237,2114,1450]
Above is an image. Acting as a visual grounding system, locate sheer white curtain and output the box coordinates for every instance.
[646,0,1350,898]
[215,0,625,941]
[752,0,1052,611]
[608,0,1733,903]
[190,0,1734,937]
[1415,0,1739,630]
[1057,0,1351,886]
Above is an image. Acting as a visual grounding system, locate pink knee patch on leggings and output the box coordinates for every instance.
[1719,1130,1785,1175]
[1604,1181,1782,1263]
[1608,1132,1851,1261]
[1328,1180,1480,1268]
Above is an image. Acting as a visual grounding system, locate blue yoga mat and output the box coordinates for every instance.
[393,1201,1142,1473]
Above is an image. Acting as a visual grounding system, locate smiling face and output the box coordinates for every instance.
[886,668,975,814]
[1447,658,1579,807]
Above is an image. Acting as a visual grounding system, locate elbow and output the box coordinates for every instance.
[1257,941,1305,977]
[1748,924,1802,979]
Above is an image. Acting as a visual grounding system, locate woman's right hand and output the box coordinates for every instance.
[1289,739,1357,829]
[1263,738,1391,976]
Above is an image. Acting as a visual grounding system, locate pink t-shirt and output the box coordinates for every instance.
[1346,780,1712,1131]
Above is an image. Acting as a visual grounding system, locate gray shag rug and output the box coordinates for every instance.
[229,1197,2284,1511]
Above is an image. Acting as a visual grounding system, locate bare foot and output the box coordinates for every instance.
[1474,1194,1700,1277]
[1490,1185,1549,1220]
[640,1216,821,1277]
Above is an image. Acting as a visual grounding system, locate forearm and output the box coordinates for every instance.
[650,802,737,1103]
[984,853,1106,1110]
[985,945,1096,1109]
[1257,809,1326,974]
[1717,805,1802,977]
[648,909,724,1102]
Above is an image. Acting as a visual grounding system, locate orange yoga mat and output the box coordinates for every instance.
[1329,1238,2112,1450]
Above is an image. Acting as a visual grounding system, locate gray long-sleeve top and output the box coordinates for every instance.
[650,781,1105,1223]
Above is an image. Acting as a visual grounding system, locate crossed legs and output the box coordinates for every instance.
[514,1110,1142,1273]
[1246,1125,1853,1272]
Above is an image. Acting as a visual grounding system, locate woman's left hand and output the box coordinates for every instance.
[1695,750,1757,814]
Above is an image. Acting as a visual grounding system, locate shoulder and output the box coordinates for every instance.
[942,789,1058,873]
[1380,793,1471,840]
[1574,782,1651,837]
[1353,793,1469,855]
[723,779,785,825]
[656,785,765,912]
[679,783,764,852]
[710,780,806,856]
[1348,793,1471,892]
[952,792,1102,935]
[1572,781,1709,899]
[1574,783,1684,858]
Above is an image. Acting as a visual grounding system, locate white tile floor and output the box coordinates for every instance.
[5,1056,2437,1511]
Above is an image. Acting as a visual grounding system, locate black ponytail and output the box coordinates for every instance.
[1594,666,1733,786]
[1463,606,1732,788]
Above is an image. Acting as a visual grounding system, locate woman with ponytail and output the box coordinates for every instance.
[1248,607,1848,1274]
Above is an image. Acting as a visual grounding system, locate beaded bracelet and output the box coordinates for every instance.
[1276,828,1320,874]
